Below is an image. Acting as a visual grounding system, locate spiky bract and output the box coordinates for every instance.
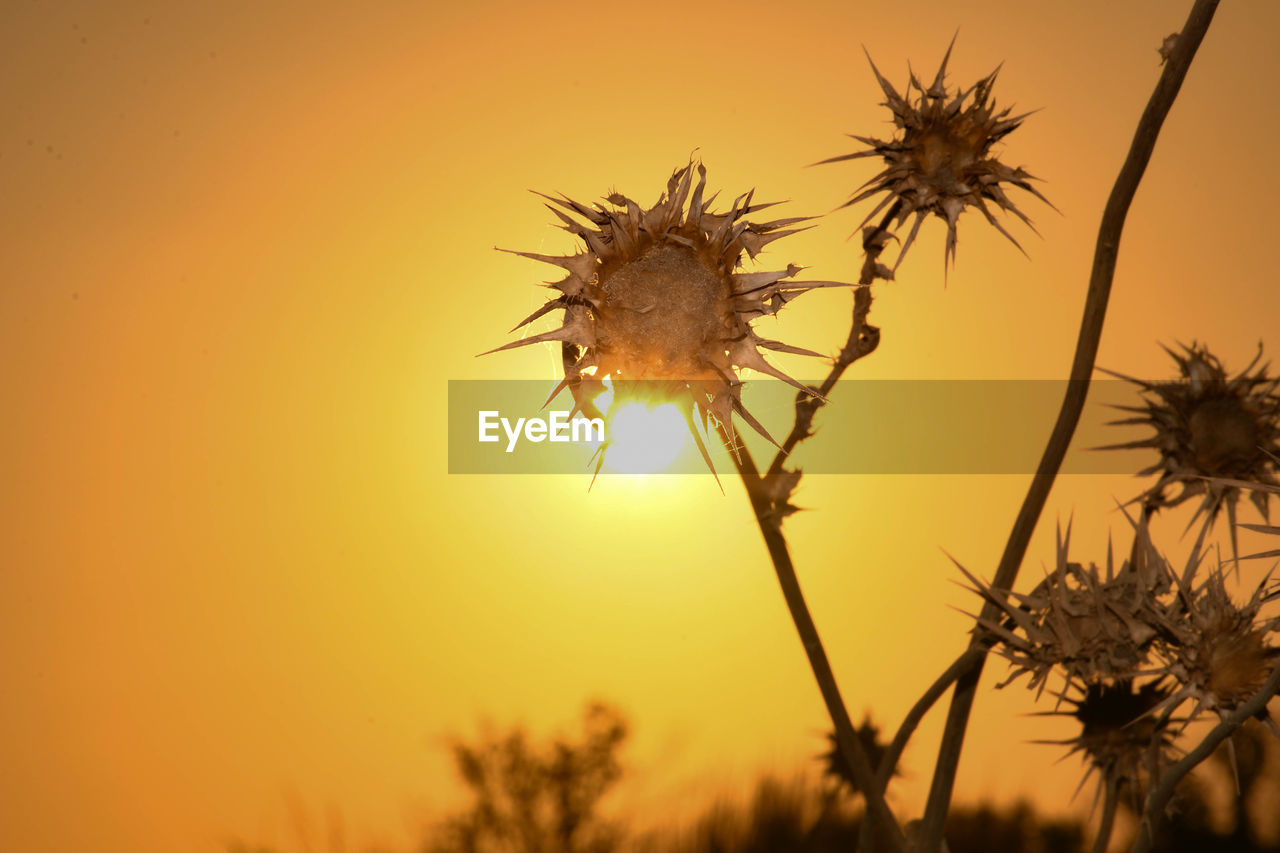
[963,513,1280,802]
[1158,563,1280,722]
[956,523,1172,698]
[489,163,849,473]
[818,40,1049,275]
[1046,680,1175,799]
[1223,479,1280,561]
[1102,342,1280,527]
[821,716,893,797]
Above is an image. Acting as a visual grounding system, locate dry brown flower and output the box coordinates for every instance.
[955,522,1173,698]
[821,716,894,796]
[1036,680,1175,800]
[1158,560,1280,722]
[486,163,850,474]
[818,39,1050,275]
[1101,342,1280,530]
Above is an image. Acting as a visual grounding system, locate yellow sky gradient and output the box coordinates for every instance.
[4,1,1280,851]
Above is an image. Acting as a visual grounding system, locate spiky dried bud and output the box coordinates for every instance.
[1101,342,1280,528]
[821,716,893,796]
[818,38,1050,274]
[1043,680,1176,799]
[487,163,849,475]
[1157,562,1280,721]
[956,522,1173,697]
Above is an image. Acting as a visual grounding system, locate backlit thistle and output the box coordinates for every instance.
[955,523,1172,699]
[818,39,1050,274]
[1158,561,1280,724]
[1101,342,1280,529]
[487,163,848,472]
[821,716,894,797]
[1040,680,1175,800]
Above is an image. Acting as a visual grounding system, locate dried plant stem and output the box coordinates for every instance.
[723,424,906,853]
[916,3,1222,849]
[1129,661,1280,853]
[1093,778,1120,853]
[855,649,984,851]
[738,206,897,848]
[883,649,985,787]
[766,202,898,477]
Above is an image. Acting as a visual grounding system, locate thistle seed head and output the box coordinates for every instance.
[487,163,851,474]
[956,523,1173,696]
[1158,562,1280,719]
[1060,680,1175,798]
[1102,342,1280,527]
[821,716,894,797]
[818,38,1050,275]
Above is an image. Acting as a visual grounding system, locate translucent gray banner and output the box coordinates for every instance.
[447,379,1159,475]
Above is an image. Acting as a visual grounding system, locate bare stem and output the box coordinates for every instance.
[766,203,899,477]
[856,649,985,852]
[723,424,905,853]
[1129,662,1280,853]
[916,3,1222,849]
[1093,777,1120,853]
[882,649,985,789]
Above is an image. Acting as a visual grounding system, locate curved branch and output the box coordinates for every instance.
[855,648,985,851]
[766,203,900,477]
[1129,662,1280,853]
[1093,776,1120,853]
[882,649,985,787]
[723,427,905,853]
[916,3,1223,849]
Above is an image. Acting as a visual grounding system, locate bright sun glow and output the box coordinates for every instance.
[604,402,689,474]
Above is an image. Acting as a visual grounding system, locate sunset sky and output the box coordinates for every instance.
[4,1,1280,851]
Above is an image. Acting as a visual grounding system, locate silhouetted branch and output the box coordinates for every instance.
[723,425,906,853]
[917,2,1223,849]
[1129,661,1280,853]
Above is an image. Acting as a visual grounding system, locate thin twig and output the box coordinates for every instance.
[722,423,906,853]
[1093,777,1120,853]
[1129,662,1280,853]
[882,649,986,788]
[916,3,1222,849]
[766,203,899,477]
[856,648,985,851]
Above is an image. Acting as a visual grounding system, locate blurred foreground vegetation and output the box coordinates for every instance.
[229,702,1280,853]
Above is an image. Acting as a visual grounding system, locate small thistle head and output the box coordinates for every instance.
[821,716,894,797]
[1159,562,1280,719]
[487,163,849,474]
[956,523,1173,696]
[1059,680,1175,798]
[1104,342,1280,526]
[818,38,1050,275]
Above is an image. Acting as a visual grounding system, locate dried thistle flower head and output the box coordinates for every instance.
[956,523,1172,697]
[821,716,894,796]
[818,38,1050,274]
[1159,562,1280,721]
[1038,680,1174,800]
[1102,342,1280,528]
[487,163,847,473]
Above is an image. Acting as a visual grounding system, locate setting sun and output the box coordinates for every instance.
[603,402,690,474]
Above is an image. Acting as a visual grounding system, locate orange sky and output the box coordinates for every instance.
[4,1,1280,851]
